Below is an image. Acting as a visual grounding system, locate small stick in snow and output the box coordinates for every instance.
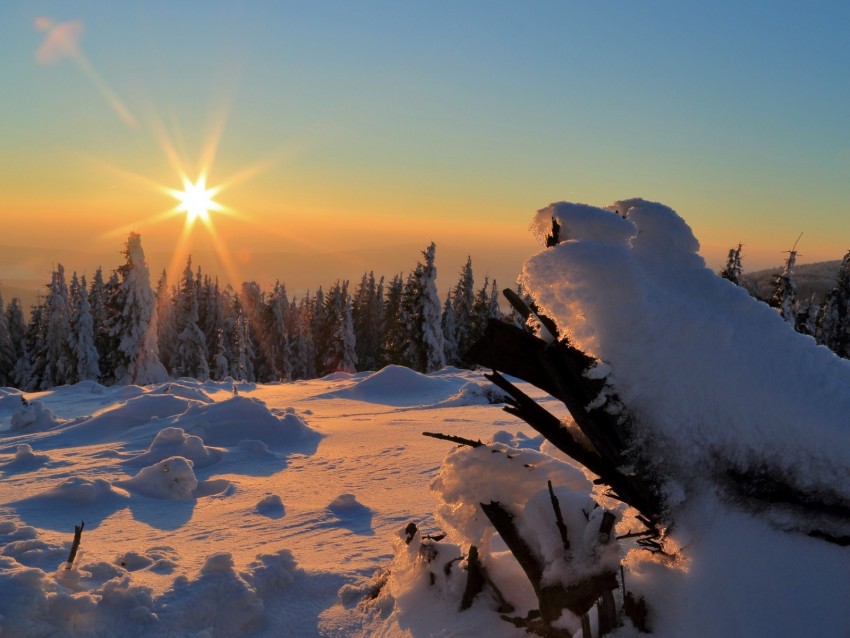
[547,480,570,552]
[422,432,483,448]
[65,521,85,569]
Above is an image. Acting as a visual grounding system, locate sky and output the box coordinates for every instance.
[2,1,850,297]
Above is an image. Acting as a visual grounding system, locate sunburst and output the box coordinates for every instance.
[168,173,223,225]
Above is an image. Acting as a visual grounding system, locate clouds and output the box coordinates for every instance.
[35,17,84,65]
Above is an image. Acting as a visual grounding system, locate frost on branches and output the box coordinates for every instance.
[363,198,850,637]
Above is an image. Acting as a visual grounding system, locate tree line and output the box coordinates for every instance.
[720,242,850,358]
[0,233,515,391]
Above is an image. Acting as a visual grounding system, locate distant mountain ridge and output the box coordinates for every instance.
[742,260,842,301]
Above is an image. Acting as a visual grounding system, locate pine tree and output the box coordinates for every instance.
[339,289,358,373]
[353,272,384,371]
[213,328,230,380]
[18,300,44,391]
[173,256,210,380]
[39,264,73,389]
[380,274,407,367]
[269,280,292,381]
[230,295,254,381]
[7,298,28,388]
[470,275,492,350]
[770,245,799,325]
[817,250,850,357]
[719,243,744,285]
[240,281,272,381]
[89,267,109,371]
[441,291,459,367]
[68,274,100,383]
[419,242,446,373]
[452,257,475,362]
[0,291,16,386]
[321,281,358,374]
[155,270,177,375]
[487,278,501,321]
[107,233,168,385]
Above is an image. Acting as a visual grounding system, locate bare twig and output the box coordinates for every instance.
[422,432,483,448]
[65,521,85,570]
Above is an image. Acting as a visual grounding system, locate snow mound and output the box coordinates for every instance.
[0,548,302,637]
[59,393,196,443]
[2,444,51,471]
[328,493,367,516]
[115,547,179,574]
[23,476,128,505]
[10,399,64,432]
[429,381,507,408]
[326,365,466,406]
[115,456,199,500]
[491,430,544,450]
[123,427,221,469]
[150,380,214,403]
[256,493,285,517]
[175,395,320,449]
[522,198,850,503]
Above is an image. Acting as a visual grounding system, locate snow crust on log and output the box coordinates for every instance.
[523,199,850,502]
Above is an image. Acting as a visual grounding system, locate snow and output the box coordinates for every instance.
[1,368,536,637]
[4,199,850,635]
[522,199,850,512]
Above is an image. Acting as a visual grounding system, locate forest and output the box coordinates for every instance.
[0,234,510,391]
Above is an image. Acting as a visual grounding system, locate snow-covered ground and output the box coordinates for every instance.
[0,368,555,637]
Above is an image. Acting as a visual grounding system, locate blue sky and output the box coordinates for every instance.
[1,1,849,282]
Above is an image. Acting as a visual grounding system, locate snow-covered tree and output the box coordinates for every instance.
[68,274,100,383]
[0,291,16,386]
[469,275,492,350]
[817,250,850,358]
[230,295,254,381]
[719,243,744,285]
[18,300,44,391]
[770,244,799,325]
[39,264,74,389]
[338,289,358,373]
[107,233,168,385]
[419,243,446,372]
[353,272,384,372]
[321,281,358,374]
[155,270,177,374]
[380,274,406,367]
[452,256,475,361]
[88,267,109,366]
[172,256,210,380]
[7,298,28,388]
[441,291,459,367]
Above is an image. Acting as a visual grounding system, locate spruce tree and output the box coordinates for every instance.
[452,257,475,362]
[230,295,254,381]
[817,250,850,357]
[108,233,168,385]
[0,291,15,386]
[39,264,73,389]
[719,243,744,285]
[7,298,28,388]
[68,274,100,383]
[441,291,459,367]
[173,256,210,380]
[419,242,446,373]
[770,245,799,325]
[155,270,177,375]
[380,274,408,367]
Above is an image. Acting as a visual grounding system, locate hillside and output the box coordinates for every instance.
[741,259,841,301]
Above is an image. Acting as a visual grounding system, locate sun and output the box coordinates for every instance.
[170,174,222,224]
